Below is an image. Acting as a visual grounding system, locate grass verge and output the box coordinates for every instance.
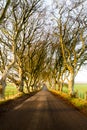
[48,88,87,116]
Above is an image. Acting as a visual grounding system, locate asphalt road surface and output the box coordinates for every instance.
[0,87,87,130]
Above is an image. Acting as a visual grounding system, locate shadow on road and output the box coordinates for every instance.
[0,91,38,114]
[1,88,87,130]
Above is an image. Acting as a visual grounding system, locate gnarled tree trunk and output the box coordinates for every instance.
[68,72,74,96]
[0,78,6,99]
[0,60,15,99]
[59,82,63,92]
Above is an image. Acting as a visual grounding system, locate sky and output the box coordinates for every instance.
[75,68,87,83]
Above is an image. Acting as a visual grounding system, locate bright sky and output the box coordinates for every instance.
[75,68,87,83]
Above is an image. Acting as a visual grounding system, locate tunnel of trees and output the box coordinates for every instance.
[0,0,87,98]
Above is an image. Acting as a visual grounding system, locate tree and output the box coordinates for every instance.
[51,0,87,96]
[8,0,46,93]
[0,0,43,98]
[0,0,10,22]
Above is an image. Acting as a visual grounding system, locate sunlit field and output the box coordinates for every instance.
[1,83,87,101]
[74,84,87,93]
[62,83,87,99]
[63,84,87,92]
[5,83,19,99]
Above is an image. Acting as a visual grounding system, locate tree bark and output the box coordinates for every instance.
[18,80,24,92]
[68,72,74,96]
[59,82,63,92]
[0,59,15,98]
[0,78,6,99]
[18,62,24,92]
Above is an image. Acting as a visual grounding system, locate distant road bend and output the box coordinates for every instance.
[0,87,87,130]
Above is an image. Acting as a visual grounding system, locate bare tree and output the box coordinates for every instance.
[51,0,87,96]
[0,0,10,22]
[0,0,43,98]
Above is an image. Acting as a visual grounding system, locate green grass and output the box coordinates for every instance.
[74,84,87,99]
[74,84,87,93]
[62,83,87,93]
[0,83,20,103]
[5,83,19,99]
[59,83,87,100]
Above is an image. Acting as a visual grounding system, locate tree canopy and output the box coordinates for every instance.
[0,0,87,98]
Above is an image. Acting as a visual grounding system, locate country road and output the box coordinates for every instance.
[0,87,87,130]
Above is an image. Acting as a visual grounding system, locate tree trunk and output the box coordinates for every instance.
[0,57,15,99]
[59,82,63,92]
[18,64,24,92]
[18,80,24,92]
[0,79,6,99]
[68,72,74,96]
[0,69,8,99]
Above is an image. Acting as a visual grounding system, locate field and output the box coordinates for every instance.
[5,83,19,99]
[74,84,87,93]
[62,83,87,99]
[1,83,87,101]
